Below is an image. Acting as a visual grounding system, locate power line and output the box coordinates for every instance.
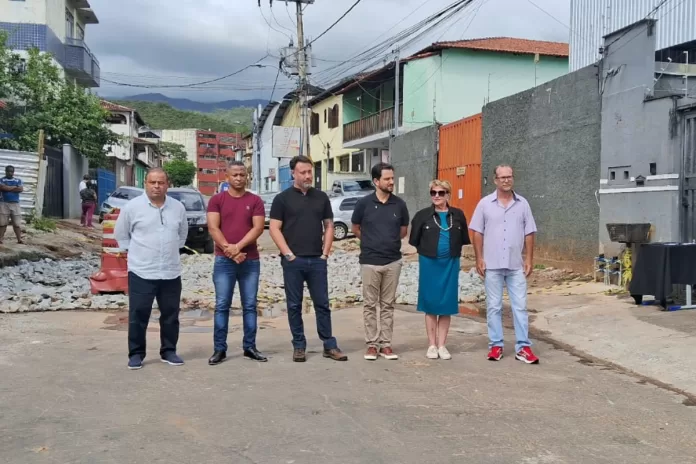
[259,4,293,41]
[301,0,363,51]
[268,65,282,103]
[100,56,273,89]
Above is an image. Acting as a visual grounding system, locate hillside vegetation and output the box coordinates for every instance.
[113,100,253,133]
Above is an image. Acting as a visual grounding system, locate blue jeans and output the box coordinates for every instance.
[212,256,261,352]
[484,269,531,353]
[281,256,338,351]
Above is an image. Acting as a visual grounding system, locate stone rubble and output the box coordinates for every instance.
[0,251,486,313]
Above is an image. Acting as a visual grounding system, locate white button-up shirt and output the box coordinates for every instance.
[114,194,188,280]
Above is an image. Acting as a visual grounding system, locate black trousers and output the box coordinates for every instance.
[128,272,182,358]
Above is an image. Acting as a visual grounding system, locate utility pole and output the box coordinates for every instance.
[296,1,310,160]
[388,48,400,161]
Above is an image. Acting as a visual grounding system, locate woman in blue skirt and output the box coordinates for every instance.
[409,180,470,360]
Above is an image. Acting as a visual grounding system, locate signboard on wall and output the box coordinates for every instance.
[272,126,300,158]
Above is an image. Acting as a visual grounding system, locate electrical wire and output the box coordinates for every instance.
[300,0,363,52]
[100,56,273,89]
[525,0,594,47]
[259,4,293,41]
[268,65,282,103]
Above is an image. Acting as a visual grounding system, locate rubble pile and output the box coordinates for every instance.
[0,251,486,313]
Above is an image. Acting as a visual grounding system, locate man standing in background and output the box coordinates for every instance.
[351,163,409,361]
[0,165,24,244]
[115,168,188,370]
[207,161,266,366]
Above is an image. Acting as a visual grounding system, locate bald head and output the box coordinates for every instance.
[145,168,169,203]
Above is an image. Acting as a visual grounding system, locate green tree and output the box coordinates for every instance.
[163,158,197,187]
[159,141,188,161]
[0,32,118,166]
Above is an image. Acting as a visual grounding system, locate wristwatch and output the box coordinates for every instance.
[285,253,295,260]
[320,254,328,260]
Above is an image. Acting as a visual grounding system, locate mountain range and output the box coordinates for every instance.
[110,93,266,113]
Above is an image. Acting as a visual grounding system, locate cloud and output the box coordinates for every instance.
[89,0,570,102]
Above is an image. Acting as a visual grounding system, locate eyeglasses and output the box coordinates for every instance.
[430,190,448,197]
[496,176,514,182]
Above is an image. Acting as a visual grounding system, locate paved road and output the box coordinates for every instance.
[1,309,696,464]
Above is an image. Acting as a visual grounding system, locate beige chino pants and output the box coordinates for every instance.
[361,260,402,348]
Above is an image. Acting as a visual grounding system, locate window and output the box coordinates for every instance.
[328,104,339,129]
[310,112,319,135]
[167,192,205,212]
[328,158,334,172]
[76,24,84,41]
[324,109,327,123]
[199,143,216,148]
[111,188,143,201]
[199,133,217,140]
[65,9,74,39]
[339,197,360,211]
[351,151,365,173]
[198,169,217,175]
[339,155,349,172]
[199,181,217,188]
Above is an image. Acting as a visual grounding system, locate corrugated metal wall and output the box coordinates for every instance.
[437,114,482,225]
[570,0,696,71]
[0,149,42,218]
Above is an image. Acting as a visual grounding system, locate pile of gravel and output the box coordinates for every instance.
[0,251,486,313]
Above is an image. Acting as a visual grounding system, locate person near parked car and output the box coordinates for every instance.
[351,163,409,361]
[206,161,267,366]
[80,181,98,228]
[114,168,188,370]
[269,155,348,363]
[0,165,24,244]
[409,180,470,360]
[469,164,540,365]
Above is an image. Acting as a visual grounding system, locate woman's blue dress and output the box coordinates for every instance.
[417,212,460,316]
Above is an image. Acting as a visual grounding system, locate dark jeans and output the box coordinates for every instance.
[128,272,182,358]
[212,256,261,352]
[281,256,338,351]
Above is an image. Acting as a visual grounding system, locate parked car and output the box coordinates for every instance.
[167,187,214,254]
[329,178,374,197]
[330,192,370,240]
[98,186,144,223]
[256,192,277,227]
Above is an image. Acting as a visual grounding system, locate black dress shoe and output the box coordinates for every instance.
[244,348,268,362]
[208,351,226,366]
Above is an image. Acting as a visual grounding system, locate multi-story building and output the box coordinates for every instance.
[101,100,161,188]
[195,130,242,196]
[1,0,101,87]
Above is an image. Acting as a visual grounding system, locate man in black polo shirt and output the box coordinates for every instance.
[269,155,348,363]
[351,163,409,361]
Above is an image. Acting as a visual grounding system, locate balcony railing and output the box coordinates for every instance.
[343,104,403,143]
[64,38,100,87]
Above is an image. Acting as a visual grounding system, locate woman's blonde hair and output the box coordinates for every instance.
[429,179,452,193]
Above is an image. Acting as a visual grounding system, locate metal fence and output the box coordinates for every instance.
[0,149,42,218]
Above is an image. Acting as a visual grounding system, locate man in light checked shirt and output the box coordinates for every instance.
[115,168,188,370]
[469,164,540,365]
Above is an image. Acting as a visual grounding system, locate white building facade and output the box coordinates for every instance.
[1,0,101,87]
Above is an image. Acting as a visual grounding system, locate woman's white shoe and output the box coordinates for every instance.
[438,346,452,360]
[426,345,439,359]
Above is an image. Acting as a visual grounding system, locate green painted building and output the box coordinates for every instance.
[402,38,569,129]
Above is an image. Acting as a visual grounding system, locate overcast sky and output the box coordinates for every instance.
[91,0,570,102]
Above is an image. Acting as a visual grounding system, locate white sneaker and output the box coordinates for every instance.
[426,345,439,359]
[438,346,452,360]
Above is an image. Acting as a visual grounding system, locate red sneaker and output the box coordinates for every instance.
[515,347,539,364]
[487,346,503,361]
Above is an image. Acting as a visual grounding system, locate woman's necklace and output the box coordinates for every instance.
[433,211,453,231]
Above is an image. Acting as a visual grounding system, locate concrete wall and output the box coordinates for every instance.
[62,144,88,219]
[482,65,602,266]
[390,125,439,216]
[4,0,47,24]
[599,20,682,255]
[403,49,569,130]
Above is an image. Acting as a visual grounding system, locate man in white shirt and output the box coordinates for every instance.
[79,174,90,194]
[114,168,188,370]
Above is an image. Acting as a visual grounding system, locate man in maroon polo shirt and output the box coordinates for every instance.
[206,161,266,365]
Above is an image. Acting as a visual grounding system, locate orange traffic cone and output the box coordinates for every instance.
[89,209,129,294]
